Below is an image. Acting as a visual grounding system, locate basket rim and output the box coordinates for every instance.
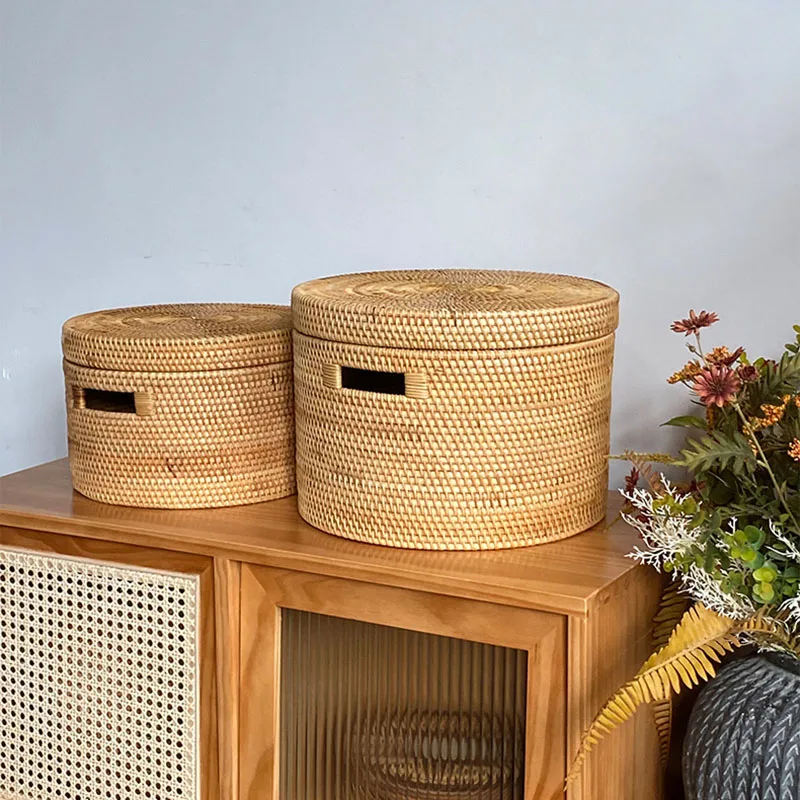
[292,269,619,350]
[62,302,292,372]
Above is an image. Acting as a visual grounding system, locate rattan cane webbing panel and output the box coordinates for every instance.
[0,547,199,800]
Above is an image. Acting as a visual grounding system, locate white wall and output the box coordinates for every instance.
[2,1,800,483]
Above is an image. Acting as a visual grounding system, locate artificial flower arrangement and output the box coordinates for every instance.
[569,310,800,779]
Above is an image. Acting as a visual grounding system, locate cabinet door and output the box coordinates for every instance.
[0,526,219,800]
[239,566,566,800]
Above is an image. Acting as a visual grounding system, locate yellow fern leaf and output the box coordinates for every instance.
[652,701,673,765]
[649,579,693,763]
[738,607,800,656]
[652,580,691,650]
[566,605,738,786]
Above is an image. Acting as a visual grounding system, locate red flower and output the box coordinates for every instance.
[737,364,760,383]
[693,366,741,408]
[671,310,720,336]
[624,467,640,494]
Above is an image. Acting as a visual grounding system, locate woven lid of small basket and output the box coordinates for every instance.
[62,303,292,372]
[292,269,618,350]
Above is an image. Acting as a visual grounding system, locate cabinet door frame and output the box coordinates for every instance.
[0,525,221,800]
[239,564,567,800]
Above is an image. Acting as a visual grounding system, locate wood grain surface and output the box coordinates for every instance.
[1,459,643,617]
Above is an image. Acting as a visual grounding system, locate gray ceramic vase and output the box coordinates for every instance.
[684,654,800,799]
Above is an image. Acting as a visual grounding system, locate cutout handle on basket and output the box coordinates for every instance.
[72,386,155,416]
[323,365,428,399]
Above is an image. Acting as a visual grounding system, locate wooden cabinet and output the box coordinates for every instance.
[0,461,662,800]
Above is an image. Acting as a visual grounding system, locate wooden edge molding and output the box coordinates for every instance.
[214,558,242,800]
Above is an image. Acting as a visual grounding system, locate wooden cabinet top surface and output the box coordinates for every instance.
[0,459,645,617]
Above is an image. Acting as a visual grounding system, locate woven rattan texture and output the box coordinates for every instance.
[294,331,614,549]
[0,547,199,800]
[64,359,295,509]
[292,270,619,350]
[63,303,292,372]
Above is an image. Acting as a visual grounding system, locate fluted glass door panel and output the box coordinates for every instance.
[280,609,527,800]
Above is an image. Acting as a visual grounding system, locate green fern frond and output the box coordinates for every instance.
[760,350,800,399]
[677,431,757,476]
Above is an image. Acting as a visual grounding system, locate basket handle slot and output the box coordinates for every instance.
[323,365,428,398]
[72,386,154,416]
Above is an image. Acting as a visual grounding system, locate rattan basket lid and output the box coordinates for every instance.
[292,270,619,350]
[62,303,292,372]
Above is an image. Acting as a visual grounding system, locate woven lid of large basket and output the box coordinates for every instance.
[62,303,292,372]
[292,270,618,350]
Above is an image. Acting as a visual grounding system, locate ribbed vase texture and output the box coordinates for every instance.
[684,655,800,799]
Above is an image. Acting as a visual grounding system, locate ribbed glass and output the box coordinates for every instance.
[280,610,527,800]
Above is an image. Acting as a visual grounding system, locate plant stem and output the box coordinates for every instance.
[732,401,800,534]
[694,332,705,360]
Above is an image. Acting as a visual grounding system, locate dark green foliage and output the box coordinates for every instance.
[677,431,756,476]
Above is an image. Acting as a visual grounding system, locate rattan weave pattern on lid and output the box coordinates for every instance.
[63,302,292,372]
[292,269,619,350]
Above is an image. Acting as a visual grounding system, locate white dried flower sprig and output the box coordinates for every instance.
[622,481,757,622]
[681,564,754,621]
[622,481,699,570]
[768,520,800,564]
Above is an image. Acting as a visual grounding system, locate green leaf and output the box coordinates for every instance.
[681,497,698,515]
[677,431,758,477]
[754,566,778,583]
[744,526,766,549]
[758,582,776,602]
[661,415,708,430]
[758,350,800,400]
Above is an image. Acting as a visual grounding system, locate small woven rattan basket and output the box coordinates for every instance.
[62,303,295,509]
[292,269,619,549]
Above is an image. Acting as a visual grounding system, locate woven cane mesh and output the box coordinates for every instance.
[0,547,199,800]
[62,303,292,372]
[62,303,295,508]
[292,270,619,350]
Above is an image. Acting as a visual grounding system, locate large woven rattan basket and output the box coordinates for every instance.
[62,303,295,509]
[292,269,619,550]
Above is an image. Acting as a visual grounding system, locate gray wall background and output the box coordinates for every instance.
[2,1,800,483]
